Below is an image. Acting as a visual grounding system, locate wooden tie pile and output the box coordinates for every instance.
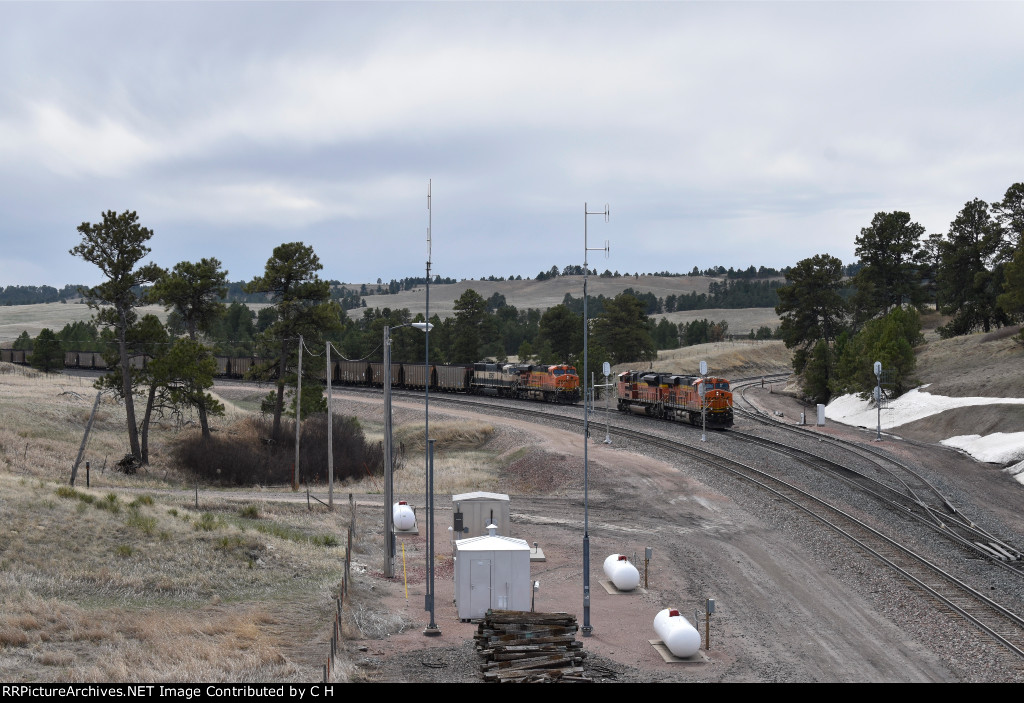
[475,610,591,683]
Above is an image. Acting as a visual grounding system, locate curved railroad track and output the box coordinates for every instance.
[338,381,1024,665]
[731,377,1024,570]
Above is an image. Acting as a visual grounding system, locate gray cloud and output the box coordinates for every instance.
[1,1,1021,287]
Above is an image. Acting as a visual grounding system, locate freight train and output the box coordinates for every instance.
[319,359,582,404]
[5,348,582,405]
[616,370,734,428]
[4,349,733,427]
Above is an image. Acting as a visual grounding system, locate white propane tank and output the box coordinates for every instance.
[392,501,415,531]
[603,554,641,591]
[653,608,701,659]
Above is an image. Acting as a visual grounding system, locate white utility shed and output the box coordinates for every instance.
[454,525,531,621]
[452,491,510,538]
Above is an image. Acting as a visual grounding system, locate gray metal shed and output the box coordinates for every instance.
[452,491,510,538]
[453,525,531,620]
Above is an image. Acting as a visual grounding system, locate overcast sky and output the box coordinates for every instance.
[2,1,1022,288]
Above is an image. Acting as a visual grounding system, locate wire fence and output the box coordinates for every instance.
[323,493,356,683]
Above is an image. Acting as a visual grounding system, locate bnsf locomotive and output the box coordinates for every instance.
[617,370,733,428]
[470,362,581,403]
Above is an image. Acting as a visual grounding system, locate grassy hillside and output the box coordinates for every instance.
[0,303,169,343]
[347,274,770,319]
[0,275,782,347]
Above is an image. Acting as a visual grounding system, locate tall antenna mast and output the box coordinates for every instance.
[423,178,439,635]
[427,179,432,265]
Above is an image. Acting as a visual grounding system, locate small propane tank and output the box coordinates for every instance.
[392,501,415,531]
[603,553,641,591]
[653,608,701,658]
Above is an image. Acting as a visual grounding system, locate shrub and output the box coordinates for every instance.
[173,415,383,486]
[238,504,261,519]
[126,510,157,535]
[194,513,223,532]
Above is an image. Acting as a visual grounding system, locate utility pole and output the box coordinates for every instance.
[70,391,103,486]
[327,341,333,509]
[294,334,302,490]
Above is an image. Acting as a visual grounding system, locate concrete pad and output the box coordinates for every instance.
[529,545,546,562]
[599,579,645,595]
[648,640,709,664]
[395,507,420,535]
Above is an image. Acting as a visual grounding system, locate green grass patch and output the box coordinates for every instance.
[96,493,120,514]
[252,521,338,547]
[126,509,157,535]
[194,513,224,532]
[55,485,95,504]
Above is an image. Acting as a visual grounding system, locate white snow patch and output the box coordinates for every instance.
[1006,460,1024,486]
[825,387,1024,467]
[940,433,1024,464]
[825,387,1024,429]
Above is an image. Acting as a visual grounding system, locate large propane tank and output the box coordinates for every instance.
[392,501,415,531]
[603,554,641,591]
[653,608,701,658]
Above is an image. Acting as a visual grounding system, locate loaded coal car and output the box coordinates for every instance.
[402,362,436,390]
[435,363,472,392]
[369,361,404,388]
[335,359,371,385]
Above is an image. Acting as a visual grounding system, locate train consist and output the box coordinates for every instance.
[317,359,582,404]
[616,370,734,428]
[4,349,733,427]
[12,349,584,405]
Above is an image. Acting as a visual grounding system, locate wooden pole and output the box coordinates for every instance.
[326,341,334,509]
[294,335,302,490]
[70,391,102,486]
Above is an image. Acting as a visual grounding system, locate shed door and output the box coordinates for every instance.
[470,559,491,618]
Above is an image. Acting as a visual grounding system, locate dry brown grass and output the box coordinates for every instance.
[0,468,363,682]
[612,339,792,380]
[0,303,170,343]
[387,420,500,497]
[0,363,515,682]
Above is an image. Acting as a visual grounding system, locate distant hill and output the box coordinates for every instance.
[0,275,785,346]
[347,274,782,319]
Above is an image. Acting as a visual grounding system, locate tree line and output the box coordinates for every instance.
[775,181,1024,404]
[41,210,685,468]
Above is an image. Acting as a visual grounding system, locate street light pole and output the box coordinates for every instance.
[383,325,395,578]
[425,438,439,635]
[582,201,609,636]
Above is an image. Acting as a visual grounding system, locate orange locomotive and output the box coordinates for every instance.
[617,370,733,428]
[470,362,581,404]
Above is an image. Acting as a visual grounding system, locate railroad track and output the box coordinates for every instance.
[338,382,1024,663]
[731,377,1024,569]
